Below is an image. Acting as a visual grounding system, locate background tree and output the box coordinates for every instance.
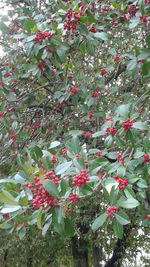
[0,0,150,266]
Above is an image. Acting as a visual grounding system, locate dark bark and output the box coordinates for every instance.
[72,235,89,267]
[93,245,102,267]
[26,246,33,267]
[26,230,33,267]
[4,250,8,267]
[104,225,132,267]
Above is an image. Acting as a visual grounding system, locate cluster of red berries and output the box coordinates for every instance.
[37,60,46,70]
[64,7,84,34]
[82,131,92,138]
[62,148,68,155]
[91,89,99,98]
[0,81,5,87]
[2,213,10,220]
[69,193,79,202]
[10,129,17,141]
[34,30,52,44]
[116,152,123,163]
[106,127,117,135]
[51,155,57,164]
[0,111,4,118]
[70,86,79,94]
[97,150,103,157]
[72,170,90,187]
[122,118,136,131]
[101,68,107,76]
[105,117,112,122]
[44,171,59,185]
[143,154,150,163]
[114,53,120,62]
[145,0,150,3]
[24,175,58,208]
[89,25,97,33]
[75,154,82,159]
[144,215,150,220]
[128,5,137,16]
[3,72,10,78]
[114,176,128,190]
[140,15,149,24]
[88,111,94,120]
[106,206,118,218]
[32,119,41,130]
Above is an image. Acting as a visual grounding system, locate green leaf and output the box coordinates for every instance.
[134,150,145,159]
[43,180,59,198]
[115,213,130,225]
[117,196,140,209]
[146,33,150,48]
[0,190,18,205]
[42,218,52,237]
[107,152,117,159]
[137,179,147,188]
[37,209,43,230]
[127,59,137,71]
[132,122,148,130]
[19,197,28,206]
[23,19,36,33]
[92,130,105,138]
[0,179,19,184]
[105,135,113,147]
[86,10,96,23]
[80,183,93,195]
[113,218,123,239]
[117,165,126,177]
[69,130,83,137]
[94,32,108,41]
[59,179,68,195]
[129,17,139,29]
[68,137,80,154]
[0,21,8,33]
[91,213,108,231]
[1,205,21,213]
[55,161,72,175]
[109,186,119,205]
[64,218,74,237]
[55,206,64,224]
[116,104,130,117]
[56,45,70,62]
[49,141,61,149]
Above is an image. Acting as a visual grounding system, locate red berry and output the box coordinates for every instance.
[114,176,128,190]
[69,193,79,202]
[106,206,118,218]
[106,127,116,135]
[101,68,107,76]
[114,54,120,62]
[122,118,136,131]
[62,148,68,155]
[72,170,90,187]
[0,111,4,118]
[143,154,150,163]
[70,86,78,94]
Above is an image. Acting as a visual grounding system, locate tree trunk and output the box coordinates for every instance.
[93,245,102,267]
[104,225,132,267]
[4,250,8,267]
[26,230,33,267]
[72,235,89,267]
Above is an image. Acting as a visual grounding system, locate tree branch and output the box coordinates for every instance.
[104,225,133,267]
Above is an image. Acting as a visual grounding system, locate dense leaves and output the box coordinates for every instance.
[0,1,149,266]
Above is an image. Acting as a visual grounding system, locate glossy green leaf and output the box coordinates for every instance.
[55,161,72,175]
[91,213,108,231]
[43,180,59,198]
